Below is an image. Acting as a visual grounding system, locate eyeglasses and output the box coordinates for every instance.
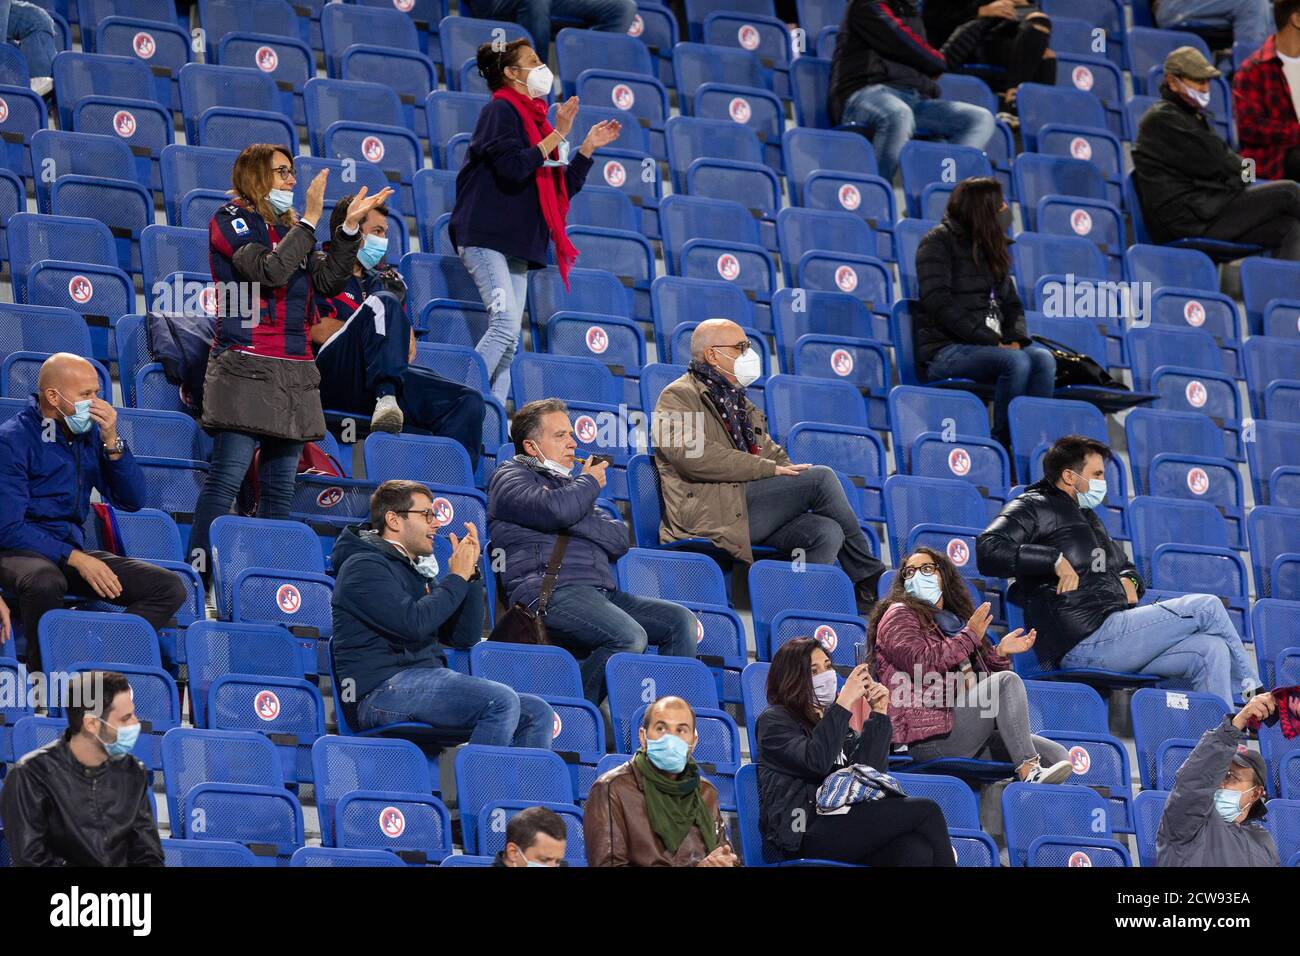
[711,340,751,355]
[396,508,437,524]
[900,563,939,580]
[271,164,296,180]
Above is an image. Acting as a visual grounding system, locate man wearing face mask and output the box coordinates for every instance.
[1156,693,1279,866]
[331,480,556,747]
[311,196,486,467]
[0,354,188,675]
[1,671,163,867]
[585,696,739,867]
[977,435,1261,703]
[1133,46,1300,260]
[493,805,569,866]
[653,319,886,613]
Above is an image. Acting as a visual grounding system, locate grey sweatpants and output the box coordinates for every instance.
[906,670,1069,769]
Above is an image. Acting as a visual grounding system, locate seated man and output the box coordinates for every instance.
[653,319,885,612]
[0,353,188,673]
[828,0,998,182]
[1157,693,1279,866]
[0,1,57,96]
[332,479,555,746]
[1233,0,1300,183]
[1154,0,1271,54]
[1133,46,1300,259]
[2,670,163,867]
[584,696,740,867]
[489,399,698,705]
[976,435,1262,704]
[494,805,569,866]
[313,196,486,468]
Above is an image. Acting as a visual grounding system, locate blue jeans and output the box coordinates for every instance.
[1060,594,1260,705]
[357,666,555,748]
[0,1,55,77]
[542,585,699,703]
[840,83,996,183]
[1155,0,1270,52]
[189,430,302,573]
[925,343,1056,440]
[466,0,636,60]
[458,245,528,405]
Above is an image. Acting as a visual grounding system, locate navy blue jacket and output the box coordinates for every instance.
[448,98,594,267]
[488,456,629,609]
[0,401,145,564]
[329,524,484,728]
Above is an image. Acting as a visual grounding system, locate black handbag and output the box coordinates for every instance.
[1030,335,1129,390]
[486,534,569,645]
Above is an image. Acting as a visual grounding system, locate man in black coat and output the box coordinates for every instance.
[976,435,1261,705]
[1132,46,1300,258]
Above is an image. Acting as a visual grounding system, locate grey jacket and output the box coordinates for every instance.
[1155,718,1279,867]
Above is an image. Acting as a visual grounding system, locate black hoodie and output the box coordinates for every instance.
[329,524,484,728]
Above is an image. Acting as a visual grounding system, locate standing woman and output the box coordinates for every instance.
[913,177,1056,451]
[191,143,391,571]
[450,39,622,405]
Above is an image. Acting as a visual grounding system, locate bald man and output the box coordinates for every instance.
[653,320,884,612]
[0,354,187,672]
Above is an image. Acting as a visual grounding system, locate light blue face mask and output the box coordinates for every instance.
[267,188,294,214]
[1213,787,1247,823]
[645,732,689,773]
[904,570,943,606]
[99,719,141,757]
[1073,475,1107,510]
[57,391,94,435]
[523,854,550,868]
[358,234,388,270]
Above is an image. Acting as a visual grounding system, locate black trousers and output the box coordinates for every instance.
[0,549,187,673]
[974,16,1057,93]
[797,796,958,866]
[1285,146,1300,183]
[1202,180,1300,261]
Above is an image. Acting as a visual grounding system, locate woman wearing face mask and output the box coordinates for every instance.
[870,547,1074,785]
[450,39,622,405]
[192,143,392,576]
[755,638,956,866]
[914,176,1056,453]
[1156,692,1280,866]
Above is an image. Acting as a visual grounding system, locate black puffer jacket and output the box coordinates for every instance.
[755,703,891,860]
[1,735,163,867]
[828,0,997,125]
[976,480,1144,663]
[1132,84,1245,243]
[914,218,1029,377]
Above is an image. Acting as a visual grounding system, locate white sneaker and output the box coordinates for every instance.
[370,394,404,433]
[1024,759,1073,785]
[30,76,53,97]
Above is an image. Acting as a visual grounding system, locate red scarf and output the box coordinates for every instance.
[492,86,580,288]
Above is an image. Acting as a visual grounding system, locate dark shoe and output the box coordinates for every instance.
[855,579,879,616]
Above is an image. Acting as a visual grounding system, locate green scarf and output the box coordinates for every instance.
[633,751,719,855]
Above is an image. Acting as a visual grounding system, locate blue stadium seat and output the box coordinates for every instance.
[564,224,656,321]
[363,432,474,489]
[1012,231,1108,309]
[1131,788,1170,867]
[293,154,391,215]
[890,772,1000,865]
[321,2,424,85]
[775,207,890,310]
[567,185,640,233]
[1002,782,1129,866]
[882,474,988,576]
[1127,27,1210,94]
[650,274,754,359]
[1247,421,1300,514]
[510,352,620,408]
[1243,336,1300,422]
[199,0,304,49]
[0,302,91,369]
[691,79,783,174]
[789,54,831,128]
[1127,325,1242,458]
[425,89,488,167]
[178,62,285,146]
[888,299,993,406]
[749,559,863,663]
[772,286,887,368]
[763,373,867,445]
[898,140,993,220]
[781,127,893,238]
[1252,599,1300,689]
[290,846,405,867]
[887,386,1007,502]
[1126,171,1264,261]
[0,657,34,762]
[1124,242,1218,292]
[1125,407,1231,495]
[214,30,311,126]
[701,7,792,97]
[52,49,160,130]
[734,762,860,867]
[163,838,261,867]
[453,745,575,855]
[95,16,190,113]
[437,17,535,92]
[139,224,208,301]
[160,144,239,227]
[70,95,170,191]
[545,311,645,407]
[1132,687,1232,790]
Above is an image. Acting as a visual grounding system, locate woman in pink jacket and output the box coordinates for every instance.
[870,546,1073,784]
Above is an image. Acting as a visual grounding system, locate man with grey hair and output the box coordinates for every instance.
[488,399,697,704]
[653,320,885,612]
[0,353,187,673]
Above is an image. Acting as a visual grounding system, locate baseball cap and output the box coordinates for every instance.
[1230,744,1269,819]
[1165,46,1221,80]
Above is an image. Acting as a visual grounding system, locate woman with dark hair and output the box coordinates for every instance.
[755,638,956,866]
[914,176,1056,449]
[870,547,1073,783]
[922,0,1056,111]
[192,144,391,573]
[450,39,622,404]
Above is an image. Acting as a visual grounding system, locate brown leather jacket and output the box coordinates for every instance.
[583,759,732,867]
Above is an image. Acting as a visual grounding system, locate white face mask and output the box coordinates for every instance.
[536,455,573,478]
[811,669,838,707]
[1179,79,1211,108]
[729,349,762,388]
[514,63,553,99]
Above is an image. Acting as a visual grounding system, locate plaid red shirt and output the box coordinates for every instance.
[1233,35,1300,181]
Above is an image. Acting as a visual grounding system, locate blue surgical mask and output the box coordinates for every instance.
[645,733,689,773]
[523,854,549,868]
[57,391,94,435]
[358,234,388,270]
[1213,787,1246,823]
[1074,476,1107,510]
[267,188,294,214]
[905,570,942,606]
[99,719,141,757]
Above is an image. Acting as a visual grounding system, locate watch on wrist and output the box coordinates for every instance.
[105,436,125,455]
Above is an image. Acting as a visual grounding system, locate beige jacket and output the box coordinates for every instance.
[652,371,790,564]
